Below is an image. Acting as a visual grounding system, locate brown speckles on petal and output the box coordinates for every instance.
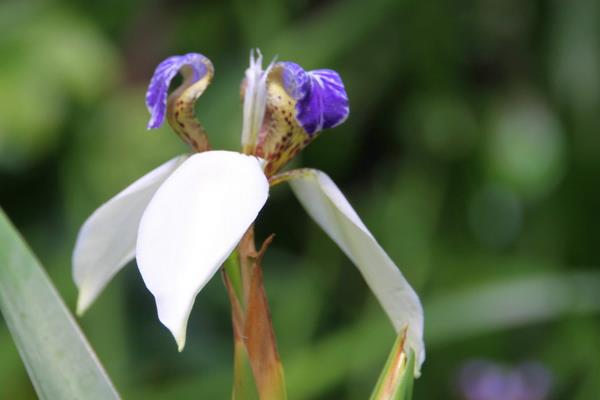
[251,70,320,176]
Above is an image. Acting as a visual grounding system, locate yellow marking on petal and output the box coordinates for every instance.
[257,66,316,176]
[166,63,214,152]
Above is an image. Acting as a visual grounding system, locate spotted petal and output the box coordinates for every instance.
[288,169,425,375]
[145,53,212,129]
[256,62,350,175]
[73,156,186,315]
[280,62,349,135]
[136,151,269,350]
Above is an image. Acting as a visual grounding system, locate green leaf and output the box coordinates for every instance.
[0,208,119,399]
[369,331,415,400]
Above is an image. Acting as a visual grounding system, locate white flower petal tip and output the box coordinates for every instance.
[76,288,95,317]
[136,150,269,350]
[155,295,190,352]
[288,169,425,375]
[72,156,186,315]
[177,336,186,352]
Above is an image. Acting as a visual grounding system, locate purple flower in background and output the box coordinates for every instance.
[72,50,425,375]
[458,360,552,400]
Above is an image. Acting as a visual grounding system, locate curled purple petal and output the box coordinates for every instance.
[145,53,211,129]
[279,62,349,136]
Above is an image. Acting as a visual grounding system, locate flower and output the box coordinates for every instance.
[72,50,425,374]
[458,360,552,400]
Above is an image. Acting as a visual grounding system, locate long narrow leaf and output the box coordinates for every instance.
[370,330,414,400]
[0,208,119,399]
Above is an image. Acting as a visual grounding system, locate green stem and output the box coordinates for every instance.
[223,249,244,309]
[223,227,287,400]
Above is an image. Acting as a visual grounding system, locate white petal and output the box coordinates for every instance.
[288,169,425,374]
[136,150,269,350]
[73,156,186,315]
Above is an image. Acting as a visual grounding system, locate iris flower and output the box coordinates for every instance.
[72,50,425,374]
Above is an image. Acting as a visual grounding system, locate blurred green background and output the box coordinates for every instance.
[1,0,599,398]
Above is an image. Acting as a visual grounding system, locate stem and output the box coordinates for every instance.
[223,226,287,400]
[223,250,244,310]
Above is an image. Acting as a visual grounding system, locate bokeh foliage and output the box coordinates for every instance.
[1,0,599,398]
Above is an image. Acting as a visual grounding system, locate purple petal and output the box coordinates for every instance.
[280,62,310,100]
[145,53,211,129]
[280,62,349,136]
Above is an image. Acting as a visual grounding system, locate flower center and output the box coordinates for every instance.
[254,68,313,176]
[241,59,349,177]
